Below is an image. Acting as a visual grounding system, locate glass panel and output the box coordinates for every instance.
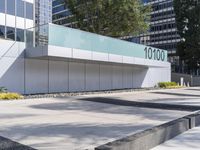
[0,0,5,13]
[26,29,34,48]
[6,27,15,40]
[7,0,15,15]
[0,25,5,39]
[16,28,24,42]
[35,24,49,46]
[26,2,33,19]
[48,24,168,61]
[17,0,24,17]
[52,0,64,6]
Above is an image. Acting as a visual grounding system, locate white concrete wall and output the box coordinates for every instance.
[0,39,171,94]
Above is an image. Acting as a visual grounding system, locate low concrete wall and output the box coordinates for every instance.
[95,112,200,150]
[0,39,171,94]
[193,76,200,86]
[171,73,192,86]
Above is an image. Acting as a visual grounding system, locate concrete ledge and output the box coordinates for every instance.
[95,112,200,150]
[0,136,35,150]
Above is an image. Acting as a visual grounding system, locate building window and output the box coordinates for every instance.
[17,0,24,18]
[7,0,15,15]
[53,0,64,6]
[26,2,33,20]
[6,27,15,41]
[16,28,24,42]
[0,0,5,13]
[0,25,5,39]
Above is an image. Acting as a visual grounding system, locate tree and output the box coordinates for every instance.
[174,0,200,72]
[65,0,151,37]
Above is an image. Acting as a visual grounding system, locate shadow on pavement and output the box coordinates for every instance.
[151,91,200,97]
[77,97,200,111]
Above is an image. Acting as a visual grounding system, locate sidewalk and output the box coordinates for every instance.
[151,126,200,150]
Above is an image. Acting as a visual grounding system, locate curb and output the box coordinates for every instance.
[95,112,200,150]
[0,136,35,150]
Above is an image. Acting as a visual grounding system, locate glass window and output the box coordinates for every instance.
[16,28,24,42]
[7,0,15,15]
[26,2,33,19]
[0,25,5,39]
[17,0,24,17]
[53,0,64,7]
[6,27,15,41]
[0,0,5,13]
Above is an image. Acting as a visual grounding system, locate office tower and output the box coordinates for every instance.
[0,0,34,42]
[52,0,74,27]
[35,0,52,45]
[128,0,181,65]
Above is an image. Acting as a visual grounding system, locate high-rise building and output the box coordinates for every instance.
[35,0,52,45]
[0,0,34,42]
[52,0,74,27]
[128,0,181,65]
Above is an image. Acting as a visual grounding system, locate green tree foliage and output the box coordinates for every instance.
[65,0,151,37]
[174,0,200,71]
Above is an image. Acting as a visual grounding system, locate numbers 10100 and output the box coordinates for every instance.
[144,47,165,61]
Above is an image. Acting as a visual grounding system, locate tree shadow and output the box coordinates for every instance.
[29,97,190,121]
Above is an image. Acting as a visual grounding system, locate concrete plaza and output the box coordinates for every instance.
[0,87,200,149]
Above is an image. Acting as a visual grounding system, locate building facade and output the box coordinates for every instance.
[0,0,171,94]
[0,0,34,42]
[52,0,181,65]
[52,0,74,27]
[127,0,181,67]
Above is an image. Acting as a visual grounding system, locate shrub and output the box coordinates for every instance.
[0,93,23,100]
[158,82,178,88]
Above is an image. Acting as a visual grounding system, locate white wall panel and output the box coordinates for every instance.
[16,17,25,29]
[123,56,134,64]
[25,59,48,94]
[99,64,112,90]
[132,67,148,88]
[0,13,5,26]
[85,63,100,91]
[25,19,34,29]
[49,60,69,93]
[109,54,123,63]
[134,58,145,66]
[112,65,123,89]
[0,41,25,58]
[123,66,133,88]
[23,0,34,3]
[69,62,85,92]
[92,51,108,62]
[0,57,24,93]
[48,45,72,58]
[73,49,92,60]
[6,15,15,28]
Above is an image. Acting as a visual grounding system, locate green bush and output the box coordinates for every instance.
[158,82,178,88]
[0,93,23,100]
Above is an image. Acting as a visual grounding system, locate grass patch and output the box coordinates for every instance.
[0,93,23,100]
